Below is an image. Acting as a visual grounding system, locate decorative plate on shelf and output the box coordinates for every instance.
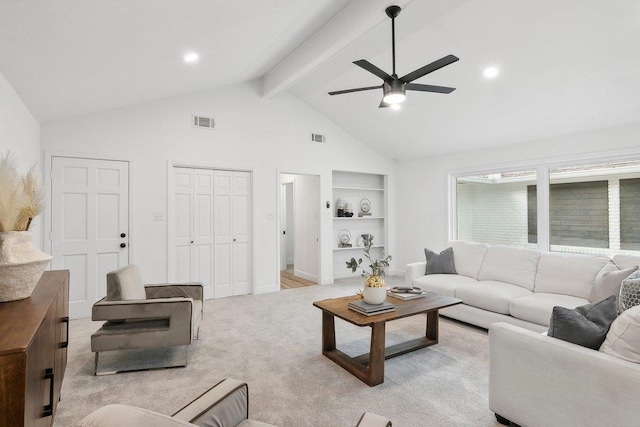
[338,229,351,247]
[359,198,371,214]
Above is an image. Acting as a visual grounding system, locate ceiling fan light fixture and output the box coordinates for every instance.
[382,80,406,104]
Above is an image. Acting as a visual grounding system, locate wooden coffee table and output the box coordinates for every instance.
[313,292,462,386]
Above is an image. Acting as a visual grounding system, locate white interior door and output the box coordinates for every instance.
[214,171,233,297]
[173,168,194,283]
[232,172,251,295]
[51,156,129,319]
[172,167,215,299]
[214,170,251,297]
[193,169,214,298]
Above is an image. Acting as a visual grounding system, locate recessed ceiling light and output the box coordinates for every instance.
[390,103,401,111]
[183,52,199,63]
[483,67,499,78]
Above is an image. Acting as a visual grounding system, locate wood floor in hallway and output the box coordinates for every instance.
[280,270,316,289]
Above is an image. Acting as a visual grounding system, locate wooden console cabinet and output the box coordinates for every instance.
[0,270,70,427]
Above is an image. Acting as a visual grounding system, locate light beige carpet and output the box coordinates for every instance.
[55,276,502,426]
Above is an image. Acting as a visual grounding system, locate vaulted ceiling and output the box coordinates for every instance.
[1,0,639,160]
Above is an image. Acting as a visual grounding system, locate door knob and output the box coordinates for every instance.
[120,243,126,248]
[120,233,126,238]
[233,238,237,242]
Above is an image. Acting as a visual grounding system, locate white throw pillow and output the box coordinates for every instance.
[589,261,638,303]
[600,305,640,363]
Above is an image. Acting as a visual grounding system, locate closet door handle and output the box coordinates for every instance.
[43,368,54,417]
[61,316,69,348]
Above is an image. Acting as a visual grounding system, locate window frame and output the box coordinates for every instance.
[448,151,640,253]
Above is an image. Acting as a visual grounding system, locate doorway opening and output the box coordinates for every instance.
[279,173,320,289]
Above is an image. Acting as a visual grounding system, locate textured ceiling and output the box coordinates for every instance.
[1,0,639,160]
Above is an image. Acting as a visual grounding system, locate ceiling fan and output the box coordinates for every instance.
[328,5,459,108]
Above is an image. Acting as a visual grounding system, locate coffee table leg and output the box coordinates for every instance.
[426,310,439,343]
[322,311,336,352]
[368,321,386,386]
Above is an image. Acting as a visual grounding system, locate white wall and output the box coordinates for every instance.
[284,182,294,265]
[280,173,320,281]
[394,121,640,267]
[42,80,393,291]
[0,71,42,247]
[291,174,319,282]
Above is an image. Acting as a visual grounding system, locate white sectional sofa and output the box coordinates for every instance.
[405,241,640,332]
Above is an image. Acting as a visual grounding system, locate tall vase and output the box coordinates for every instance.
[0,231,52,302]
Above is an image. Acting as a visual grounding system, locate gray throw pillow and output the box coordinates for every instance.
[424,247,457,275]
[548,295,618,350]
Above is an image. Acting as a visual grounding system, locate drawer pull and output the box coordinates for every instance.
[61,316,69,348]
[43,368,54,417]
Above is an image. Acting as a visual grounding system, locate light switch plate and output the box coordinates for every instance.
[153,212,164,221]
[266,211,275,220]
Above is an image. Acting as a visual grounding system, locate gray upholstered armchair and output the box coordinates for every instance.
[91,265,203,375]
[79,378,392,427]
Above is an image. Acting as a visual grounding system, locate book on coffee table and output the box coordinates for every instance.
[348,300,395,316]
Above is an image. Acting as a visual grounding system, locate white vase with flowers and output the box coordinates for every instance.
[0,152,51,302]
[346,239,392,305]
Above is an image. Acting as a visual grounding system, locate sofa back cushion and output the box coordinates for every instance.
[106,265,146,301]
[613,254,640,270]
[534,253,610,299]
[451,241,489,280]
[478,246,540,290]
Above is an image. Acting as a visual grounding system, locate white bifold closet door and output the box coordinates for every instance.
[172,167,251,299]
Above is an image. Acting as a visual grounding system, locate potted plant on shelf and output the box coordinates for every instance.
[346,238,392,305]
[0,151,51,302]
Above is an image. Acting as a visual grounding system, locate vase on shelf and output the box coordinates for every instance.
[0,231,52,302]
[363,275,386,305]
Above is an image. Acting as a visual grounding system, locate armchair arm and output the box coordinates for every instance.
[145,283,203,301]
[172,378,256,427]
[92,297,194,322]
[405,262,427,287]
[356,412,392,427]
[489,322,640,427]
[79,404,195,427]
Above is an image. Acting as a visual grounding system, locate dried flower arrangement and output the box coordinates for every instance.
[0,152,46,232]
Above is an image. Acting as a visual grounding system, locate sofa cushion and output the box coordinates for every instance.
[613,254,640,270]
[412,274,478,297]
[590,261,638,303]
[451,241,488,280]
[509,293,590,326]
[600,305,640,363]
[106,265,146,301]
[478,246,540,291]
[455,280,532,315]
[548,295,618,350]
[424,247,457,275]
[534,253,610,299]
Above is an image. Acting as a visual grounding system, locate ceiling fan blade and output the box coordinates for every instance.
[353,60,392,82]
[328,85,381,96]
[406,83,456,94]
[400,54,459,83]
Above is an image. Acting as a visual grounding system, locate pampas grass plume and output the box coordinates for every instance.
[0,151,45,231]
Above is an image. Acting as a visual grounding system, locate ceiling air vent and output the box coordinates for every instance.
[310,132,326,143]
[192,115,215,129]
